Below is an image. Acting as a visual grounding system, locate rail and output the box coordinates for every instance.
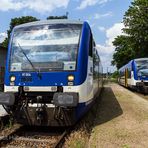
[0,125,70,148]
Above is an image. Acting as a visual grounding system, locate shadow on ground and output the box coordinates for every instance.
[94,87,123,125]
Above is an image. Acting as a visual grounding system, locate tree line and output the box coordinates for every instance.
[112,0,148,69]
[2,14,68,48]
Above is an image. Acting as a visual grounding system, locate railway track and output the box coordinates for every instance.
[0,124,70,148]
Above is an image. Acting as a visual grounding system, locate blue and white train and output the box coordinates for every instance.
[0,20,103,126]
[118,58,148,94]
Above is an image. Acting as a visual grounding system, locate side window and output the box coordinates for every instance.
[89,33,93,57]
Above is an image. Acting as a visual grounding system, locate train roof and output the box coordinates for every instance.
[14,19,84,29]
[134,58,148,61]
[119,58,148,71]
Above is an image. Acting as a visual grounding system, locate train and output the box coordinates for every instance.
[0,20,103,126]
[118,58,148,94]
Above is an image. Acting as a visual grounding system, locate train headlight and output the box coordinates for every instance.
[10,76,16,82]
[68,75,74,81]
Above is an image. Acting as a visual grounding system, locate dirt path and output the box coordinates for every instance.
[89,83,148,148]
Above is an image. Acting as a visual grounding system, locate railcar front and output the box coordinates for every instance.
[133,58,148,94]
[0,20,98,126]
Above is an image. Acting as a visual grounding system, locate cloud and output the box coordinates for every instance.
[96,23,124,72]
[106,23,124,46]
[94,12,113,19]
[98,26,106,32]
[77,0,110,9]
[0,33,7,43]
[0,0,23,11]
[0,0,69,13]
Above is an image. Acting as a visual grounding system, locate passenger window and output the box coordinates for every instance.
[89,33,93,57]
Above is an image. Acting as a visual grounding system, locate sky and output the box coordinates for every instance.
[0,0,133,73]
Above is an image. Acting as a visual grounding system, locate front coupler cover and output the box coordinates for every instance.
[0,92,15,106]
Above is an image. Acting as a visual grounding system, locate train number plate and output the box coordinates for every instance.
[23,86,57,92]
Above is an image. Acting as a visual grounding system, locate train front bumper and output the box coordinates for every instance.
[53,92,79,107]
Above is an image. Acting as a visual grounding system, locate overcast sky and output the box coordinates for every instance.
[0,0,132,73]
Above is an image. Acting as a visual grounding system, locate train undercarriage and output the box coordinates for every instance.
[1,86,80,126]
[136,82,148,95]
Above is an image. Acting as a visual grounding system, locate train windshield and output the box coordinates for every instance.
[10,24,82,72]
[136,59,148,77]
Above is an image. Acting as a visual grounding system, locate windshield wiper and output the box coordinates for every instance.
[17,43,42,79]
[18,43,36,72]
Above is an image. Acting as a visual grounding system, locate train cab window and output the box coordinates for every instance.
[10,24,82,72]
[89,33,93,57]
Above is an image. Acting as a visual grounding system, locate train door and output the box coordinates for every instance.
[125,68,128,87]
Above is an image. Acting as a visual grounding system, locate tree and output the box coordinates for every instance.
[111,71,119,79]
[112,0,148,69]
[47,12,68,20]
[47,14,68,20]
[112,35,135,69]
[2,16,39,48]
[123,0,148,57]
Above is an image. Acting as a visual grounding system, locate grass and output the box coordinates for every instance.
[64,92,102,148]
[122,144,130,148]
[65,130,88,148]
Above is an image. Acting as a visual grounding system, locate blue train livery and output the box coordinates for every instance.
[0,20,103,126]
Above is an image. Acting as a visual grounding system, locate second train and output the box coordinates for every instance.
[118,58,148,94]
